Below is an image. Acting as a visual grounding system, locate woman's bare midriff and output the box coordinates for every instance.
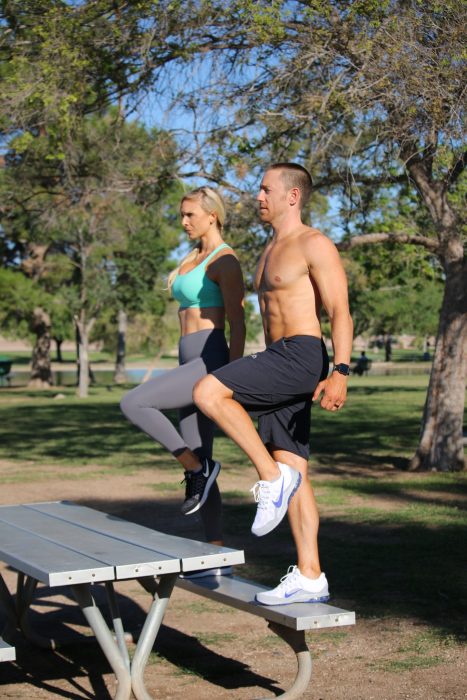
[178,306,225,336]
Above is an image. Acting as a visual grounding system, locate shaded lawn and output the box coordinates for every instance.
[0,375,466,641]
[0,375,431,469]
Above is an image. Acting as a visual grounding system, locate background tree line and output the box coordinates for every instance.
[0,0,464,471]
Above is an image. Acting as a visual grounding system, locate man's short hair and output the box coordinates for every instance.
[267,162,313,209]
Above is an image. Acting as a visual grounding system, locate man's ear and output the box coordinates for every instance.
[289,187,300,206]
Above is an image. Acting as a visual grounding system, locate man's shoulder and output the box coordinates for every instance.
[299,226,334,250]
[298,225,325,240]
[298,227,340,267]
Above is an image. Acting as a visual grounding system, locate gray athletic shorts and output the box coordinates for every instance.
[212,335,329,459]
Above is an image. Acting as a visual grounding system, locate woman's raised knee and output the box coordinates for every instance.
[119,392,133,418]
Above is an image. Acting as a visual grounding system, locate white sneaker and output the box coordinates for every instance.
[255,566,330,605]
[250,462,301,537]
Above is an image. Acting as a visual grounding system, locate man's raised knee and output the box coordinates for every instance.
[192,375,213,411]
[193,374,228,413]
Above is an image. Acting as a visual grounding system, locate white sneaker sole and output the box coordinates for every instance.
[256,590,330,605]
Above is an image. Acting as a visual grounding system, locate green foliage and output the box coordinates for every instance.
[0,268,43,338]
[244,298,262,342]
[1,108,181,349]
[346,242,444,336]
[0,1,207,140]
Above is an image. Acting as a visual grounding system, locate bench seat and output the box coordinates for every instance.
[177,574,355,698]
[177,574,355,630]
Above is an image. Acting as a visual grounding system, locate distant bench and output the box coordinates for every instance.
[177,573,356,698]
[0,358,12,387]
[352,356,372,376]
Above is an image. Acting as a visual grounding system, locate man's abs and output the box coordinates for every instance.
[260,291,322,344]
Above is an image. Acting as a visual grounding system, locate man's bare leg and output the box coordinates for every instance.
[271,448,322,580]
[193,374,281,481]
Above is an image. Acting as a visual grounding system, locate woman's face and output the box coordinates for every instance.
[180,198,213,241]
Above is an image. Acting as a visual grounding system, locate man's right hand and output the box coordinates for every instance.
[312,373,348,412]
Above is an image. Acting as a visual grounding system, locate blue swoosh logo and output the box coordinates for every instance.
[285,589,301,598]
[272,478,284,508]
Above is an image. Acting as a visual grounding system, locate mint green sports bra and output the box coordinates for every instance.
[171,243,230,309]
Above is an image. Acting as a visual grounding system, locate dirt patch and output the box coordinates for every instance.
[0,462,465,699]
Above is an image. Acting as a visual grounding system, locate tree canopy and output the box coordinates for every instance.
[1,1,465,468]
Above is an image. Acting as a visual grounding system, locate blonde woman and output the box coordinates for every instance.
[121,187,245,567]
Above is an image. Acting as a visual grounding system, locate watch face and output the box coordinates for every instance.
[334,364,350,375]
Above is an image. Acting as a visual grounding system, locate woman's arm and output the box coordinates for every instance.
[214,254,246,362]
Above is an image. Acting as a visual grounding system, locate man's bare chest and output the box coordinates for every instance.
[255,245,308,292]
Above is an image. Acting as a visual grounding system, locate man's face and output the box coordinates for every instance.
[256,169,288,224]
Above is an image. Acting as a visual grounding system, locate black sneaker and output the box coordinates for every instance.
[181,458,221,515]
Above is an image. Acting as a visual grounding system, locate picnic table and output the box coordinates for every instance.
[0,500,244,700]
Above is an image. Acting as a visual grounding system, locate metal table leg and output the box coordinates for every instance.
[105,581,131,672]
[131,573,178,700]
[71,583,132,700]
[0,572,58,649]
[17,574,59,649]
[256,622,312,700]
[0,573,19,643]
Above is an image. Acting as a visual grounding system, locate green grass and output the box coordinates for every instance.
[193,632,237,646]
[369,628,462,674]
[371,655,444,672]
[0,375,433,469]
[150,481,182,492]
[0,376,466,642]
[310,374,433,468]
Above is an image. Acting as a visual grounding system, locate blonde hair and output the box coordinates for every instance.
[167,187,226,292]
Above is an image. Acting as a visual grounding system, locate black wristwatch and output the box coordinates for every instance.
[333,363,350,376]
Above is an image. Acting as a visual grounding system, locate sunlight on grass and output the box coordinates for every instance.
[314,474,467,527]
[0,379,466,639]
[397,629,460,654]
[371,655,444,672]
[346,503,466,526]
[193,631,237,645]
[149,481,181,492]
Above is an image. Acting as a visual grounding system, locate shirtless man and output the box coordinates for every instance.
[193,163,353,604]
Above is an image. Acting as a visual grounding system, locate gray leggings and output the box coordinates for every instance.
[120,329,229,542]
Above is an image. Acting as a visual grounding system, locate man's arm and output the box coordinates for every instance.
[306,233,353,411]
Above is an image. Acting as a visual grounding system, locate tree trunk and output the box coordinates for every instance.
[410,253,466,471]
[29,307,53,388]
[113,309,127,384]
[75,315,95,398]
[54,338,63,362]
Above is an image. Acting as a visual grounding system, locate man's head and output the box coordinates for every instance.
[267,163,313,210]
[257,163,313,225]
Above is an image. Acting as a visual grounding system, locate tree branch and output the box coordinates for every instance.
[445,150,467,188]
[337,232,440,253]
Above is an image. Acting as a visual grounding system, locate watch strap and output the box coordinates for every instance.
[333,363,350,376]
